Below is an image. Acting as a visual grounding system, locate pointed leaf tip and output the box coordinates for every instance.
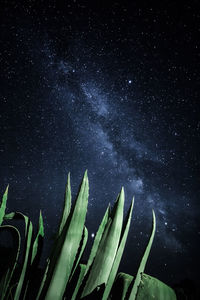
[119,187,125,203]
[82,170,88,183]
[121,186,125,194]
[84,170,89,186]
[67,173,71,188]
[5,185,9,194]
[152,209,156,228]
[152,209,156,219]
[128,207,156,300]
[132,196,135,207]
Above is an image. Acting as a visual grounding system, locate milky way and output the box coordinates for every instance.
[0,1,200,285]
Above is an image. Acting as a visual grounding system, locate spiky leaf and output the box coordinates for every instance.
[70,226,88,281]
[31,210,44,264]
[0,186,9,225]
[102,198,134,300]
[128,210,156,300]
[42,171,89,300]
[85,204,110,275]
[58,173,71,236]
[81,188,124,298]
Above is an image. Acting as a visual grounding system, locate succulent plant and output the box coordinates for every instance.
[0,171,177,299]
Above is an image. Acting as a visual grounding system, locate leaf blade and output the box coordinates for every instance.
[81,188,125,298]
[14,216,33,300]
[136,273,177,300]
[85,204,110,276]
[58,173,71,236]
[102,198,134,300]
[0,225,21,300]
[0,186,9,225]
[128,210,156,300]
[43,171,89,300]
[31,210,44,264]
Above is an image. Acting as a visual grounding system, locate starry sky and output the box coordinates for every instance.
[0,0,200,286]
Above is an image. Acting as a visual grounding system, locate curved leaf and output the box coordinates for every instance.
[136,273,177,300]
[14,215,33,300]
[0,225,21,300]
[110,272,134,300]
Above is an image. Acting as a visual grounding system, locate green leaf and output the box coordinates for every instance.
[31,210,44,264]
[0,212,33,300]
[81,188,125,298]
[0,185,9,225]
[85,204,110,276]
[36,259,50,300]
[4,212,15,220]
[22,280,29,300]
[2,211,42,300]
[0,174,176,300]
[110,272,134,300]
[135,273,177,300]
[0,225,21,300]
[71,264,87,300]
[102,198,134,300]
[14,216,33,300]
[42,170,89,300]
[58,173,71,236]
[4,212,34,300]
[1,212,34,299]
[69,226,88,282]
[128,210,156,300]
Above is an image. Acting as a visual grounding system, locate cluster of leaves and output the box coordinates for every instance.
[0,171,177,299]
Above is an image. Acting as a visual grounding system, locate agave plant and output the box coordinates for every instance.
[0,171,177,299]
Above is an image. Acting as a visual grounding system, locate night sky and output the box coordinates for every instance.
[0,0,200,287]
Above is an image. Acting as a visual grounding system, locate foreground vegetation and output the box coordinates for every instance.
[0,171,177,299]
